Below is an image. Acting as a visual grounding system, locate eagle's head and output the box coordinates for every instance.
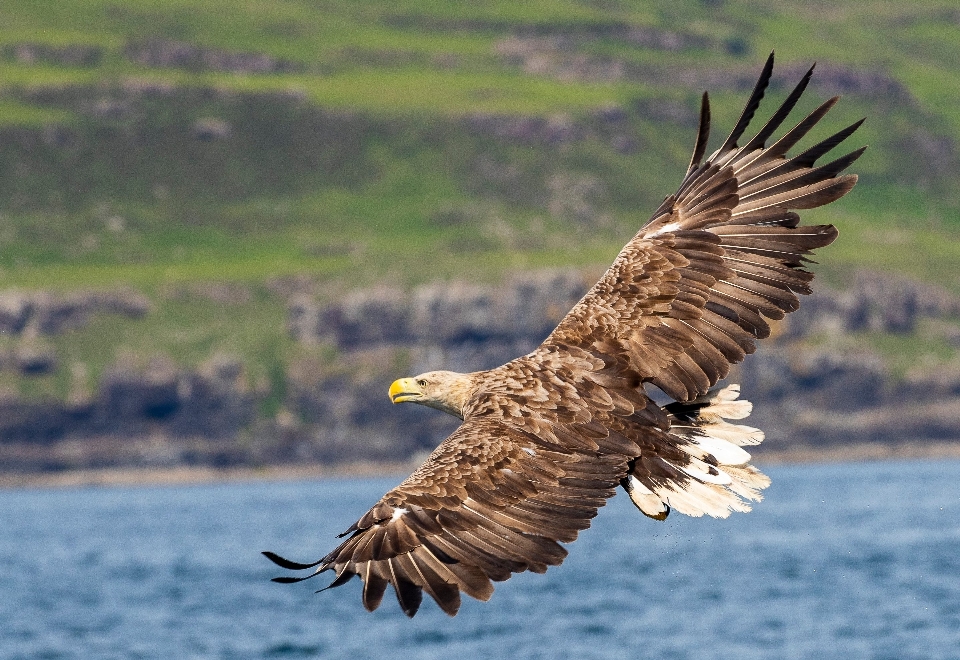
[389,370,476,419]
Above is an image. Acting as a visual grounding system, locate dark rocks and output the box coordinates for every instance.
[632,97,699,127]
[10,341,58,376]
[739,348,889,416]
[621,26,711,52]
[84,98,132,121]
[592,104,628,124]
[0,352,255,450]
[124,39,302,75]
[893,127,959,188]
[288,367,460,465]
[3,43,103,67]
[291,270,591,356]
[466,113,582,145]
[0,292,31,334]
[0,288,151,379]
[781,63,913,104]
[192,117,232,142]
[547,173,609,226]
[0,288,151,337]
[3,267,960,473]
[496,34,915,112]
[782,271,960,338]
[494,26,714,79]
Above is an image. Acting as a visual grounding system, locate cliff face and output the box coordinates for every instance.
[2,269,959,473]
[738,273,960,449]
[288,270,592,371]
[291,269,960,458]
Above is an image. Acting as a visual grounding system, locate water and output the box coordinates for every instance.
[2,459,958,660]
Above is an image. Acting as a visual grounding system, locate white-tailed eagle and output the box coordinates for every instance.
[264,53,863,617]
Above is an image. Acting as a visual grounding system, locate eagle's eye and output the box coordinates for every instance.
[417,379,427,387]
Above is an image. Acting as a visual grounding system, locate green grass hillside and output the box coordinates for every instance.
[2,0,960,405]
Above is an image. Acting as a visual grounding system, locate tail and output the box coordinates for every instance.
[621,384,770,520]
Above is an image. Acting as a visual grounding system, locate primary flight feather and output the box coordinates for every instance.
[264,53,864,617]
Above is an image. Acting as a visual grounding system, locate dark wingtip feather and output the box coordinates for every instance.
[764,96,840,160]
[316,569,356,593]
[262,551,324,571]
[718,52,775,153]
[740,62,815,154]
[788,174,859,210]
[687,92,712,175]
[337,522,360,538]
[272,575,317,584]
[394,576,424,618]
[831,145,868,172]
[361,572,389,611]
[793,118,866,168]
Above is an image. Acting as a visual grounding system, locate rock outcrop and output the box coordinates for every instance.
[2,269,959,474]
[123,39,302,74]
[0,288,150,337]
[0,352,257,472]
[289,269,960,459]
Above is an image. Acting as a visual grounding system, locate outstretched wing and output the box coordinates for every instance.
[548,52,863,401]
[264,412,637,617]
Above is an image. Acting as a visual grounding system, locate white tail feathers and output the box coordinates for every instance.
[698,419,765,446]
[690,434,752,465]
[626,384,770,520]
[696,386,753,419]
[624,475,669,520]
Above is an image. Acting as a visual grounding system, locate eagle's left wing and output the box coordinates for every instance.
[264,413,636,617]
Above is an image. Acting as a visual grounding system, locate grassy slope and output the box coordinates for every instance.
[2,1,960,281]
[2,0,960,401]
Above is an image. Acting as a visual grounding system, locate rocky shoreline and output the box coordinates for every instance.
[2,268,960,477]
[4,440,959,491]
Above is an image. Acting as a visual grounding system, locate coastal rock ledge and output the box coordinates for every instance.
[2,269,959,474]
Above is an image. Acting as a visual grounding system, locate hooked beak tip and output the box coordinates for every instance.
[389,378,415,404]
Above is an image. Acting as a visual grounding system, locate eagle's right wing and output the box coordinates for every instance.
[547,53,863,402]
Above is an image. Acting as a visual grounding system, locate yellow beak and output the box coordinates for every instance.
[389,377,421,404]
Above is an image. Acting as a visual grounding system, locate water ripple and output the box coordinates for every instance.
[1,460,959,659]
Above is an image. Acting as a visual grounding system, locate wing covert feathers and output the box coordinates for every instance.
[548,52,861,402]
[265,55,858,618]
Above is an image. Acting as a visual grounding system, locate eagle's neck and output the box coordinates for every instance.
[424,371,478,419]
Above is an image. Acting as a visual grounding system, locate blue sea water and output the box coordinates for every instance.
[1,459,959,660]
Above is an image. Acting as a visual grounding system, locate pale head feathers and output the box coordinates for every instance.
[389,370,478,419]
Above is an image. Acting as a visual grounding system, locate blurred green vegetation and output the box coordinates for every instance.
[2,0,960,401]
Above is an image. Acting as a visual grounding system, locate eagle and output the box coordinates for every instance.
[264,54,864,617]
